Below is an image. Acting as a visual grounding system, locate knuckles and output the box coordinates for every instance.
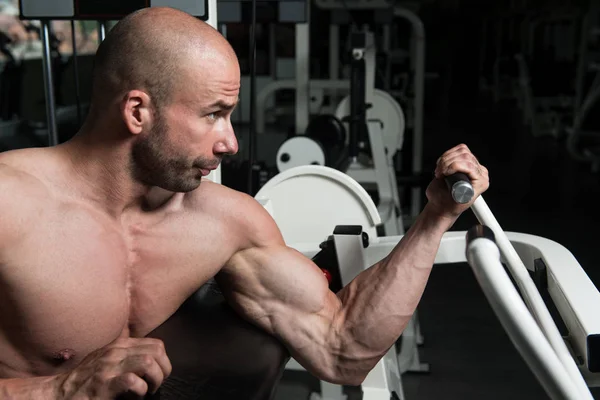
[152,339,166,353]
[140,354,154,368]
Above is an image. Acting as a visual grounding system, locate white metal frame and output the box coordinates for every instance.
[256,79,351,134]
[288,207,600,399]
[467,238,582,400]
[338,31,406,235]
[345,120,404,235]
[255,165,382,246]
[471,197,597,398]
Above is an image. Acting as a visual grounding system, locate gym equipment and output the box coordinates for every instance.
[445,172,475,204]
[221,0,310,138]
[219,0,309,194]
[478,2,584,141]
[338,30,405,236]
[255,165,381,246]
[321,1,425,220]
[463,200,597,399]
[276,136,326,172]
[270,29,406,235]
[147,279,290,400]
[256,79,351,134]
[19,1,209,20]
[335,89,406,162]
[269,9,425,233]
[304,114,347,169]
[256,164,600,399]
[567,0,600,172]
[566,77,600,172]
[513,9,580,139]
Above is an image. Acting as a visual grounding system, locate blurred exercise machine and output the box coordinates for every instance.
[219,0,310,134]
[568,0,600,172]
[478,0,600,173]
[272,2,427,226]
[256,0,427,229]
[275,29,406,237]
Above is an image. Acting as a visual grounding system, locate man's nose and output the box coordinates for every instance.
[214,123,238,156]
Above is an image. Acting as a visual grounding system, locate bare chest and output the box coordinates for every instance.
[0,207,234,377]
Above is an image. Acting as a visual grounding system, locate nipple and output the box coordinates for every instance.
[53,348,76,363]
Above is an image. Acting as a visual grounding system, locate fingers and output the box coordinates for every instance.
[434,144,490,199]
[109,372,149,397]
[435,144,486,181]
[131,341,172,379]
[437,159,479,180]
[120,354,165,394]
[107,338,172,395]
[438,143,471,160]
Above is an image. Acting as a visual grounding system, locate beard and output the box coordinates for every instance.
[130,110,217,192]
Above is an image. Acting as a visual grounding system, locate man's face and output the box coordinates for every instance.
[131,55,240,192]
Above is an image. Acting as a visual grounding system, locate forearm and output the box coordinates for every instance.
[331,203,455,381]
[0,375,63,399]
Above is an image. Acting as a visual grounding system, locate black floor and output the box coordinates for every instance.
[274,99,600,399]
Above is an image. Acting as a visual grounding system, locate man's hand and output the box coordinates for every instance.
[426,143,489,220]
[57,337,172,399]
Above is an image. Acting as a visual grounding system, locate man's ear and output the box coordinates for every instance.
[121,90,153,135]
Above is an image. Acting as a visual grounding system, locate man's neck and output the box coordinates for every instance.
[60,130,175,218]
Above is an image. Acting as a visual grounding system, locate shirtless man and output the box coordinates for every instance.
[0,7,489,399]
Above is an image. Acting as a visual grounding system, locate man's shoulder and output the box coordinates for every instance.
[185,179,261,213]
[0,156,51,247]
[185,180,283,248]
[0,148,52,183]
[0,156,49,198]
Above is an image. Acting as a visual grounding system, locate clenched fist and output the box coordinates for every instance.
[57,337,172,399]
[426,144,489,219]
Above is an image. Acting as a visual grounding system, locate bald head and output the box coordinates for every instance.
[90,7,237,112]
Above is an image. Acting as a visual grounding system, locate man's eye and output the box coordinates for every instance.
[207,112,218,121]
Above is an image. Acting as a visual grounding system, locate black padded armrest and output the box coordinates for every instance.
[147,280,290,400]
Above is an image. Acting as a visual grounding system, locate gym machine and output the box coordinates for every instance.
[272,2,426,233]
[568,0,600,172]
[322,1,425,221]
[256,165,600,399]
[275,28,407,238]
[515,10,580,139]
[341,30,404,237]
[219,0,310,134]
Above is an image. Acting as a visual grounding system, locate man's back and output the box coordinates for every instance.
[0,148,241,380]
